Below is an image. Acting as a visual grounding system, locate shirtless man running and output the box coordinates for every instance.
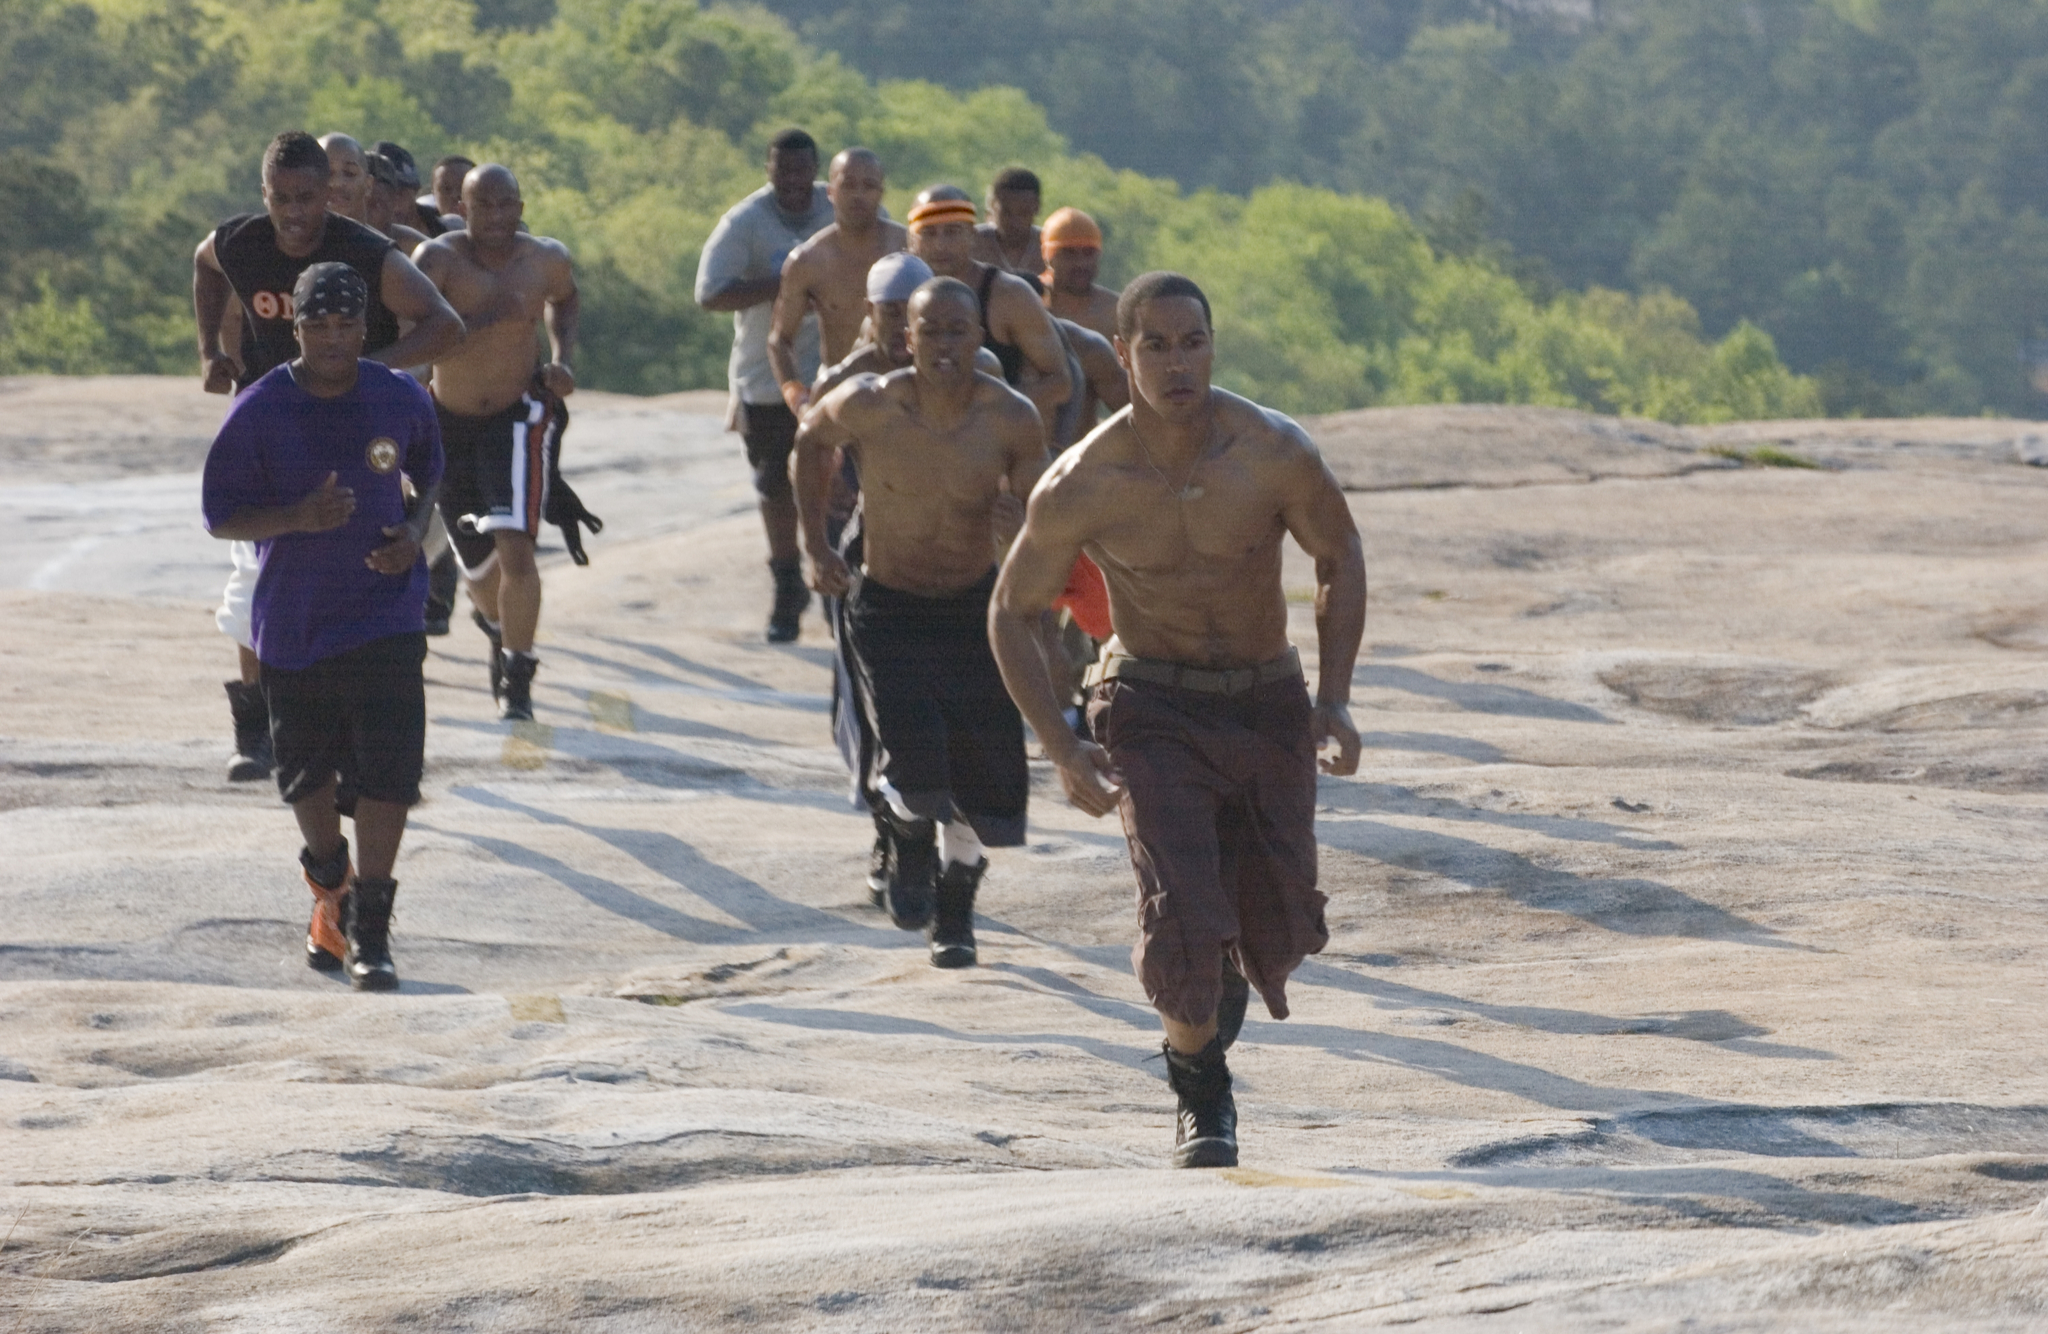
[971,167,1044,282]
[990,271,1366,1169]
[1041,207,1119,342]
[809,253,1003,903]
[414,164,580,722]
[906,185,1070,441]
[768,148,905,416]
[795,277,1049,969]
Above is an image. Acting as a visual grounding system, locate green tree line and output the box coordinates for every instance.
[760,0,2048,416]
[0,0,1816,423]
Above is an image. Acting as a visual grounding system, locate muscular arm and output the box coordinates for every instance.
[373,248,465,367]
[995,395,1053,545]
[192,235,240,393]
[993,274,1072,429]
[991,471,1121,813]
[1071,324,1129,412]
[543,251,579,394]
[792,380,863,594]
[699,275,778,313]
[1278,432,1368,774]
[766,249,814,406]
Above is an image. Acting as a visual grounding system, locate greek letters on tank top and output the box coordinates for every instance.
[977,265,1027,386]
[212,213,398,388]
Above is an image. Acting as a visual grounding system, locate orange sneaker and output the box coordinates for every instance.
[299,841,352,972]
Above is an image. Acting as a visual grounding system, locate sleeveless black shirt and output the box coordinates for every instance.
[212,212,398,389]
[977,265,1026,386]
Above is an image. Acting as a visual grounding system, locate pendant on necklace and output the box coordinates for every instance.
[1180,485,1204,501]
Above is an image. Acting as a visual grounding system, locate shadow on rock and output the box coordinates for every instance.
[1318,780,1679,850]
[431,788,873,945]
[1355,665,1616,723]
[1293,960,1834,1060]
[1318,819,1799,948]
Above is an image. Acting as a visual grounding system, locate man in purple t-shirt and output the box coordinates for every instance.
[202,263,444,992]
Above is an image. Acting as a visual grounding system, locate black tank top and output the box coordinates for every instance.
[212,212,398,389]
[978,265,1026,386]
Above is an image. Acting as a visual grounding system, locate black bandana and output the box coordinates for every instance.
[292,261,369,321]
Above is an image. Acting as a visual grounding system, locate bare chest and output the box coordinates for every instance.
[858,424,1009,508]
[1091,464,1285,576]
[444,253,547,323]
[809,253,878,322]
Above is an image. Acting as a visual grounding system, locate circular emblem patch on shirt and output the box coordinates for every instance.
[366,437,400,474]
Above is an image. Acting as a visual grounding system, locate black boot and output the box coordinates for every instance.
[473,609,504,703]
[343,874,399,992]
[225,680,273,782]
[881,810,936,931]
[424,551,458,636]
[500,650,537,722]
[866,811,890,909]
[929,857,985,969]
[1163,1037,1238,1168]
[1217,955,1251,1052]
[767,557,809,643]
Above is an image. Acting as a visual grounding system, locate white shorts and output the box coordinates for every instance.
[216,540,259,650]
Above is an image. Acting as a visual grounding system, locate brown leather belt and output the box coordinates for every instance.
[1085,646,1302,695]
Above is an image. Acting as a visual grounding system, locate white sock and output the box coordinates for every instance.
[941,820,985,868]
[879,781,918,824]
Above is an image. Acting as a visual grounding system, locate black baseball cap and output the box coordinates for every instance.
[372,142,421,191]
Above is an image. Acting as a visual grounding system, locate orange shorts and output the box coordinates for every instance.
[1054,554,1112,639]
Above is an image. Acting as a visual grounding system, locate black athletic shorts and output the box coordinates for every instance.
[262,632,428,813]
[436,390,562,574]
[741,401,799,501]
[845,566,1027,846]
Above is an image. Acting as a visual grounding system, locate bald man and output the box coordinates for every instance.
[794,276,1049,967]
[1042,207,1119,342]
[768,148,906,416]
[906,185,1070,443]
[317,133,374,227]
[414,164,582,723]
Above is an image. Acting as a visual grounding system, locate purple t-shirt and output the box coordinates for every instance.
[202,362,444,670]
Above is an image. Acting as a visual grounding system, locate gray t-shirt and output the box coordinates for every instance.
[695,182,833,405]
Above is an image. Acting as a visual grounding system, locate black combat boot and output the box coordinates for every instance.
[929,857,986,969]
[866,811,890,909]
[343,875,399,993]
[424,550,458,635]
[473,608,504,704]
[881,809,937,931]
[1163,1036,1239,1168]
[224,680,273,782]
[767,557,809,643]
[500,650,537,722]
[1217,955,1251,1051]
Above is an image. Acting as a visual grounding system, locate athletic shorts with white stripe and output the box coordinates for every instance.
[433,390,561,577]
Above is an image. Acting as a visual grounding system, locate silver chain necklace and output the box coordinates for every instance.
[1134,425,1205,502]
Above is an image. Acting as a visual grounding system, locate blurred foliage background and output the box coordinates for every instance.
[17,0,2033,421]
